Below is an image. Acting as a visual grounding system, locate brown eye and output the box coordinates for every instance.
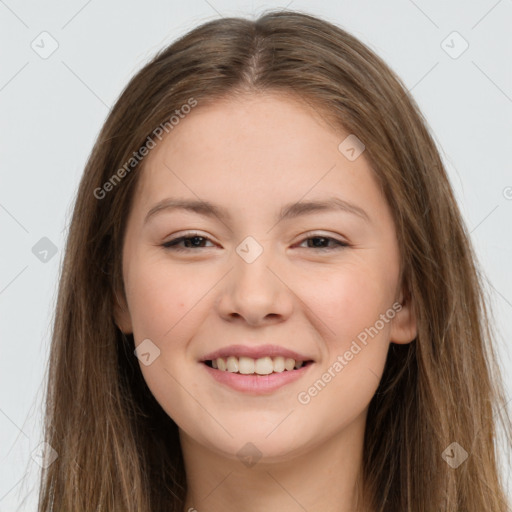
[161,233,349,252]
[162,233,215,251]
[297,235,349,251]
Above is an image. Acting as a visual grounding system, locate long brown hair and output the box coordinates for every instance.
[38,9,512,511]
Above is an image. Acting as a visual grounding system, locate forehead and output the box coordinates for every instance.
[150,92,344,164]
[131,92,385,223]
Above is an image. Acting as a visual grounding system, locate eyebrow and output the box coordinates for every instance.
[144,196,370,225]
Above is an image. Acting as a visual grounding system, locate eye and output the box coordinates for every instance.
[296,234,349,251]
[161,232,349,252]
[162,232,215,251]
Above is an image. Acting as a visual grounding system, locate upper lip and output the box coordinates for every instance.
[201,344,314,362]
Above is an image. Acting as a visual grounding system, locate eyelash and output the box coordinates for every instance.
[161,232,350,252]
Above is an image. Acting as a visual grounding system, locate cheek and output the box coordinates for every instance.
[125,257,206,341]
[125,260,208,429]
[305,261,396,403]
[294,269,393,432]
[302,261,397,349]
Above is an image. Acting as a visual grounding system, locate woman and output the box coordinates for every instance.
[38,9,511,511]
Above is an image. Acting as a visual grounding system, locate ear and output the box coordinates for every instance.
[389,286,417,344]
[113,288,133,334]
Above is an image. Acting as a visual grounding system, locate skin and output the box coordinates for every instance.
[114,91,417,512]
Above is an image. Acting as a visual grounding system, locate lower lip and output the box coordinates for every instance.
[201,362,314,394]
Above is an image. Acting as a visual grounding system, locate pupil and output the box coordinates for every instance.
[310,237,326,247]
[186,236,203,247]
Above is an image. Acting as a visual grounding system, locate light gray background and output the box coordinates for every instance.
[1,0,511,510]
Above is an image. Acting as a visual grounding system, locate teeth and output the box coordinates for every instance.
[211,356,307,375]
[238,356,254,374]
[226,356,239,373]
[273,356,285,373]
[254,356,273,375]
[284,358,295,371]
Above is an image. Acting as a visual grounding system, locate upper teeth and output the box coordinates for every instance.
[211,356,304,374]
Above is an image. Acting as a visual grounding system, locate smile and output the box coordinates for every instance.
[201,358,315,394]
[205,356,313,375]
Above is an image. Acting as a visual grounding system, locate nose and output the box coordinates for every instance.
[215,245,294,327]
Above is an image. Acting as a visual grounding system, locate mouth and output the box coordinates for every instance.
[203,356,315,376]
[199,345,316,394]
[201,356,315,395]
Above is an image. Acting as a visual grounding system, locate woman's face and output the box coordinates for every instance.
[115,92,416,462]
